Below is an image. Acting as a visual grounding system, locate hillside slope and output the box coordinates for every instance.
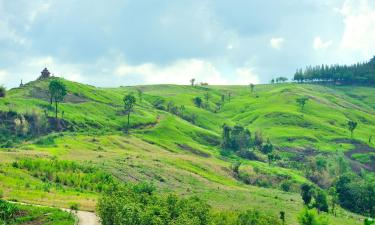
[1,78,374,224]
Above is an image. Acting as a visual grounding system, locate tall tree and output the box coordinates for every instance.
[314,190,329,212]
[250,83,255,93]
[296,97,309,111]
[123,94,136,132]
[49,79,67,119]
[0,86,6,98]
[190,78,195,86]
[347,120,358,138]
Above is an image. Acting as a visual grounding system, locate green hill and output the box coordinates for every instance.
[1,78,374,224]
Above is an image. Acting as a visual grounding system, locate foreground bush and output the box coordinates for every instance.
[98,183,281,225]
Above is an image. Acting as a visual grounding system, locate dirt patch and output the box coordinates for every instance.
[176,143,211,158]
[334,138,375,172]
[29,87,89,103]
[280,147,319,161]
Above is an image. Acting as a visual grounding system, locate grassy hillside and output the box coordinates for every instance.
[1,78,374,224]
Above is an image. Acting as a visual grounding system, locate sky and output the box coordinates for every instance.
[1,0,375,88]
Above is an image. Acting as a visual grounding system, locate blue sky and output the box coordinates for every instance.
[0,0,375,88]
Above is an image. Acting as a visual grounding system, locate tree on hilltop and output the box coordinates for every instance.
[49,79,67,119]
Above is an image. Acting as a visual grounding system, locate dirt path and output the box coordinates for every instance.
[66,210,100,225]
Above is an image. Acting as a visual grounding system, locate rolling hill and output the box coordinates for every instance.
[1,77,374,224]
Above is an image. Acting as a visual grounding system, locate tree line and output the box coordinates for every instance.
[293,56,375,85]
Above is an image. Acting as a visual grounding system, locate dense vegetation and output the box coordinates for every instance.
[98,183,283,225]
[293,56,375,85]
[0,200,74,225]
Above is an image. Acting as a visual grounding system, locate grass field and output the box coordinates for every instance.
[1,78,374,224]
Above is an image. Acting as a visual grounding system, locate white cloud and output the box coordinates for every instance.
[270,37,285,50]
[313,37,333,50]
[115,59,259,85]
[28,2,51,23]
[0,70,8,83]
[339,0,375,58]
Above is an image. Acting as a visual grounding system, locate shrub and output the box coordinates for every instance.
[0,200,18,224]
[298,208,329,225]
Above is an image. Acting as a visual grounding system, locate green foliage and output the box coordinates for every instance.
[296,97,309,111]
[348,120,358,138]
[193,97,203,108]
[301,183,314,205]
[294,56,375,85]
[298,208,329,225]
[314,190,329,213]
[335,173,375,217]
[123,94,136,131]
[98,183,281,225]
[0,86,6,98]
[0,200,18,224]
[49,79,67,119]
[221,124,251,152]
[12,158,117,193]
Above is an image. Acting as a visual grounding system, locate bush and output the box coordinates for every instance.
[0,200,18,224]
[298,208,329,225]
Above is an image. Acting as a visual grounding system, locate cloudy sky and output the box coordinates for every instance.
[0,0,375,88]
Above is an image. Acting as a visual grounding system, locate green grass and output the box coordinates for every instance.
[1,78,374,224]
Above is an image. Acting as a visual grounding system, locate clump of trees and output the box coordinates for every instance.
[293,56,375,86]
[0,86,6,98]
[300,183,329,213]
[334,173,375,217]
[98,183,282,225]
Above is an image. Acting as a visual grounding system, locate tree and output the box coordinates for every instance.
[250,83,255,93]
[137,89,143,102]
[222,124,232,149]
[123,94,136,132]
[279,211,285,225]
[190,78,195,86]
[193,97,203,108]
[204,92,210,104]
[328,187,339,216]
[0,86,6,98]
[347,120,358,138]
[314,190,329,212]
[261,138,273,154]
[296,97,309,111]
[49,79,67,119]
[227,92,232,102]
[301,183,314,206]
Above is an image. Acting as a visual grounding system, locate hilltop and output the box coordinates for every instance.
[0,77,374,224]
